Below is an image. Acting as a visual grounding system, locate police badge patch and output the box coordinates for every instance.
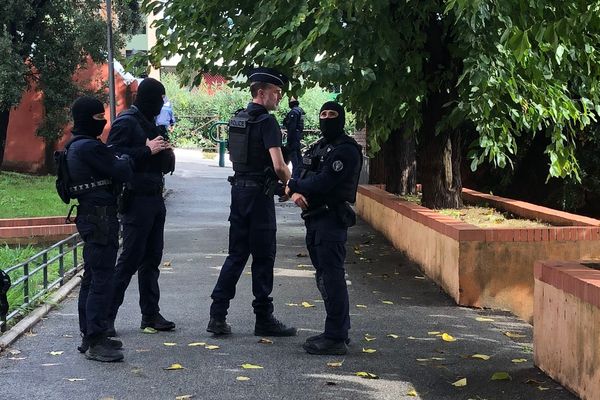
[332,160,344,172]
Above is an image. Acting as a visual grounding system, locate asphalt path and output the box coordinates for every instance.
[0,149,577,400]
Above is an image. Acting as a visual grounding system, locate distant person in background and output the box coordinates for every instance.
[156,96,176,140]
[282,97,305,178]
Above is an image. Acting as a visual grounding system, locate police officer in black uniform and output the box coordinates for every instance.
[285,101,362,355]
[66,96,133,362]
[207,67,296,337]
[106,78,176,335]
[282,97,305,178]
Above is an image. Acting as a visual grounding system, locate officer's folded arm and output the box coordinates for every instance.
[268,147,291,183]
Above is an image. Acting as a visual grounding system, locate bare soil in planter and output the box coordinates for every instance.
[398,194,551,228]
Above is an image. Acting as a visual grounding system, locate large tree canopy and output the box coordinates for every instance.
[146,0,600,208]
[0,0,141,170]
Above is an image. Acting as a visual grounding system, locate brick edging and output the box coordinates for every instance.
[357,185,600,242]
[534,261,600,309]
[0,216,76,239]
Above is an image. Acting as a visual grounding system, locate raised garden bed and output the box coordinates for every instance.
[0,216,76,245]
[356,185,600,322]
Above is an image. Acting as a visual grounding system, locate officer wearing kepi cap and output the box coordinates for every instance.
[63,96,133,361]
[285,101,362,355]
[207,67,296,337]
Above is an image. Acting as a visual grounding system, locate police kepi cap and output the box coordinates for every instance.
[247,67,289,88]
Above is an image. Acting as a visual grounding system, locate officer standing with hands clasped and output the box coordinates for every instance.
[63,96,133,362]
[207,67,296,337]
[106,78,176,335]
[285,101,362,355]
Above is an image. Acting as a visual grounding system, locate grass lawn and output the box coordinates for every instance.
[1,243,67,316]
[0,171,70,218]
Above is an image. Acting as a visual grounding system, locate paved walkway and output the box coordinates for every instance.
[0,149,577,400]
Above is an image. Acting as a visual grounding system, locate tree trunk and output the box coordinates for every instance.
[418,11,463,209]
[369,129,417,194]
[0,108,10,170]
[43,138,57,174]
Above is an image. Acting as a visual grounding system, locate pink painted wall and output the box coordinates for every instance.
[3,61,136,173]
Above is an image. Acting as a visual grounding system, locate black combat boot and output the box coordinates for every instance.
[206,318,232,335]
[254,315,297,337]
[303,336,348,355]
[78,334,123,353]
[140,313,176,331]
[306,333,350,345]
[85,337,124,362]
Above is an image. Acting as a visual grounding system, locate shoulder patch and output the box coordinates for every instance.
[332,160,344,172]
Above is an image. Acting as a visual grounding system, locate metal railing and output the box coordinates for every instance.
[1,233,84,332]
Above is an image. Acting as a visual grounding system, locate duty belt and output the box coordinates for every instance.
[301,204,330,220]
[228,175,264,187]
[69,179,112,195]
[77,204,118,217]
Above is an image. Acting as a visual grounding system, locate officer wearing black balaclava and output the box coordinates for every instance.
[65,96,133,362]
[285,101,362,355]
[282,97,305,178]
[106,78,176,336]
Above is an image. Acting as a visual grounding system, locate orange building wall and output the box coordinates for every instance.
[3,61,135,173]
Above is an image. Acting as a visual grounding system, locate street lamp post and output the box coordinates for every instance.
[106,0,116,122]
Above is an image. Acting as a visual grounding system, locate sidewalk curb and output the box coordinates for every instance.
[0,270,83,352]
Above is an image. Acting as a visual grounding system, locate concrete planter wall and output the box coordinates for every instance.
[355,185,600,322]
[534,261,600,400]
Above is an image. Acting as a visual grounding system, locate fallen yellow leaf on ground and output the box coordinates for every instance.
[258,338,273,344]
[504,332,526,338]
[241,363,263,369]
[416,358,430,362]
[356,371,379,379]
[452,378,467,387]
[362,348,377,353]
[163,342,177,346]
[471,354,491,360]
[164,363,184,370]
[476,317,495,322]
[356,304,367,308]
[386,334,399,339]
[427,331,441,335]
[431,357,445,361]
[285,303,299,306]
[381,300,394,305]
[236,376,250,381]
[301,301,315,308]
[204,345,220,350]
[511,358,527,363]
[188,342,206,347]
[538,386,549,391]
[407,336,417,340]
[175,395,193,400]
[142,327,158,334]
[491,372,511,381]
[407,389,417,396]
[441,333,456,342]
[327,361,343,367]
[49,351,63,356]
[364,336,376,342]
[163,261,172,267]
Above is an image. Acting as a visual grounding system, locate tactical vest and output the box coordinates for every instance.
[301,135,363,205]
[228,108,271,173]
[64,137,115,197]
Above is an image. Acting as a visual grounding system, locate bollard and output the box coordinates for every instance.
[219,140,226,167]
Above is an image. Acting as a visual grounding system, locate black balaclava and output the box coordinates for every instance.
[71,96,106,137]
[319,101,345,142]
[289,99,299,108]
[134,78,166,120]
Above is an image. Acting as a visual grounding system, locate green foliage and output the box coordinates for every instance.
[0,0,141,143]
[0,172,70,218]
[160,73,348,148]
[145,0,600,180]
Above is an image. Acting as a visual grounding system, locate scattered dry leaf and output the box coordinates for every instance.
[414,276,426,280]
[175,395,193,400]
[504,332,526,338]
[471,354,491,360]
[428,331,441,335]
[362,348,377,354]
[163,342,177,346]
[511,358,527,363]
[297,264,312,269]
[327,361,343,367]
[204,345,220,350]
[407,389,418,397]
[452,378,467,387]
[356,304,367,308]
[476,317,495,322]
[49,351,64,356]
[538,386,550,391]
[296,253,308,257]
[164,363,184,370]
[301,301,315,308]
[285,303,299,307]
[381,300,394,305]
[241,363,263,369]
[491,372,511,381]
[364,335,376,342]
[188,342,206,347]
[236,377,250,381]
[441,333,456,342]
[65,378,86,382]
[356,371,379,379]
[142,327,158,334]
[163,261,172,267]
[386,334,399,339]
[258,338,273,344]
